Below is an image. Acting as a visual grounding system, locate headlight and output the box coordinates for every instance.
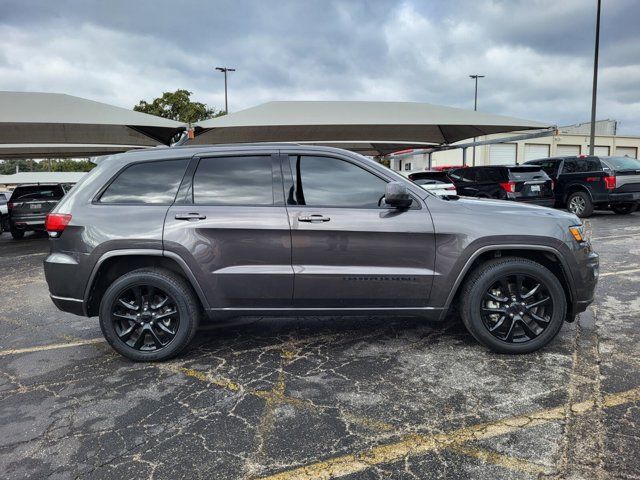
[569,225,586,243]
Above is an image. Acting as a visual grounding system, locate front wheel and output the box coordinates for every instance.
[460,257,567,354]
[611,203,637,215]
[99,268,200,362]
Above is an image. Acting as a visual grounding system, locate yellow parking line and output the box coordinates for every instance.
[156,363,242,391]
[0,338,105,357]
[258,387,640,480]
[600,267,640,277]
[449,445,550,476]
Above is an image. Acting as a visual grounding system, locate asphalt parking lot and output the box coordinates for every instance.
[1,213,639,480]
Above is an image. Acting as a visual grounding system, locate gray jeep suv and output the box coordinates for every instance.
[44,145,599,361]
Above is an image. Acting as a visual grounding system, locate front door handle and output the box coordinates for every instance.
[175,212,207,221]
[298,214,330,223]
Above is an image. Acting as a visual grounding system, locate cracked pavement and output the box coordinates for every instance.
[0,213,639,479]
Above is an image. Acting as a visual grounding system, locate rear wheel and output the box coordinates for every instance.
[566,191,594,218]
[9,225,24,239]
[460,257,567,354]
[611,203,637,215]
[99,268,200,362]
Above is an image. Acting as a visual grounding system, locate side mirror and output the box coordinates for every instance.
[384,182,413,209]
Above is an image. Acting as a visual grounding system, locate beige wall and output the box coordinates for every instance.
[393,132,640,171]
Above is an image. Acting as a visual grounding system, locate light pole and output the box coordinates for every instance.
[215,66,236,114]
[588,0,601,156]
[469,74,485,166]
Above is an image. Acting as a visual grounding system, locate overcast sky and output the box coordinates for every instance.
[1,0,639,133]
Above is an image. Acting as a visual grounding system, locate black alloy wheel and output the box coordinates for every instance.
[460,257,566,354]
[111,284,180,351]
[99,268,200,361]
[480,274,553,343]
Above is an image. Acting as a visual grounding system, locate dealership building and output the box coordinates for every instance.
[392,120,640,171]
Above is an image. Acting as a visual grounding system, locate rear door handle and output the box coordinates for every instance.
[298,214,330,223]
[175,212,206,221]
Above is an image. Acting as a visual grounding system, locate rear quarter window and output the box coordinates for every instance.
[99,159,189,204]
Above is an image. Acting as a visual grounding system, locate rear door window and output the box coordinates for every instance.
[532,160,560,176]
[99,159,189,204]
[561,159,578,174]
[577,157,602,172]
[193,156,274,205]
[485,168,504,182]
[451,168,477,183]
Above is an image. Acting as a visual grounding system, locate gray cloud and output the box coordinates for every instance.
[0,0,638,134]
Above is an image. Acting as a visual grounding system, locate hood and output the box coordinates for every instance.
[454,196,580,224]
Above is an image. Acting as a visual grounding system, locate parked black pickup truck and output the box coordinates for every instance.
[524,155,640,217]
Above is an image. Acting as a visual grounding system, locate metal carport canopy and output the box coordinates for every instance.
[191,101,551,154]
[0,92,187,158]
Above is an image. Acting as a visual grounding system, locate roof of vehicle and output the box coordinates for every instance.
[93,142,372,164]
[11,183,67,188]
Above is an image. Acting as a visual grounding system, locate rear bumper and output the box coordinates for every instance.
[514,197,555,207]
[10,214,46,229]
[50,295,85,316]
[44,252,88,316]
[608,192,640,203]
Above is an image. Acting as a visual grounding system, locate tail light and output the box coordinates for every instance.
[445,185,457,191]
[551,180,555,190]
[499,181,516,193]
[603,175,616,190]
[7,202,13,210]
[45,213,72,236]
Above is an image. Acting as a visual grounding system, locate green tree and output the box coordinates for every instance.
[133,89,224,124]
[0,158,95,174]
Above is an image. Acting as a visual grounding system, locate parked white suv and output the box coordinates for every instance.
[402,171,457,197]
[0,192,9,233]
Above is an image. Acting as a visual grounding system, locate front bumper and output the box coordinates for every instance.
[570,249,599,318]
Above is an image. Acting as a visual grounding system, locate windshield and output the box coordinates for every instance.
[602,156,640,171]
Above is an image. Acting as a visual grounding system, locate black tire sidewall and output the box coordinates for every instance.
[99,270,198,362]
[566,191,593,218]
[10,227,24,239]
[462,260,567,354]
[611,203,636,214]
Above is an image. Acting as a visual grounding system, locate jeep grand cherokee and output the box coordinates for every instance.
[44,145,599,361]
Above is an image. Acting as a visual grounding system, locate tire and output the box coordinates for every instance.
[611,203,637,215]
[460,257,567,354]
[10,226,24,239]
[566,191,594,218]
[99,268,201,362]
